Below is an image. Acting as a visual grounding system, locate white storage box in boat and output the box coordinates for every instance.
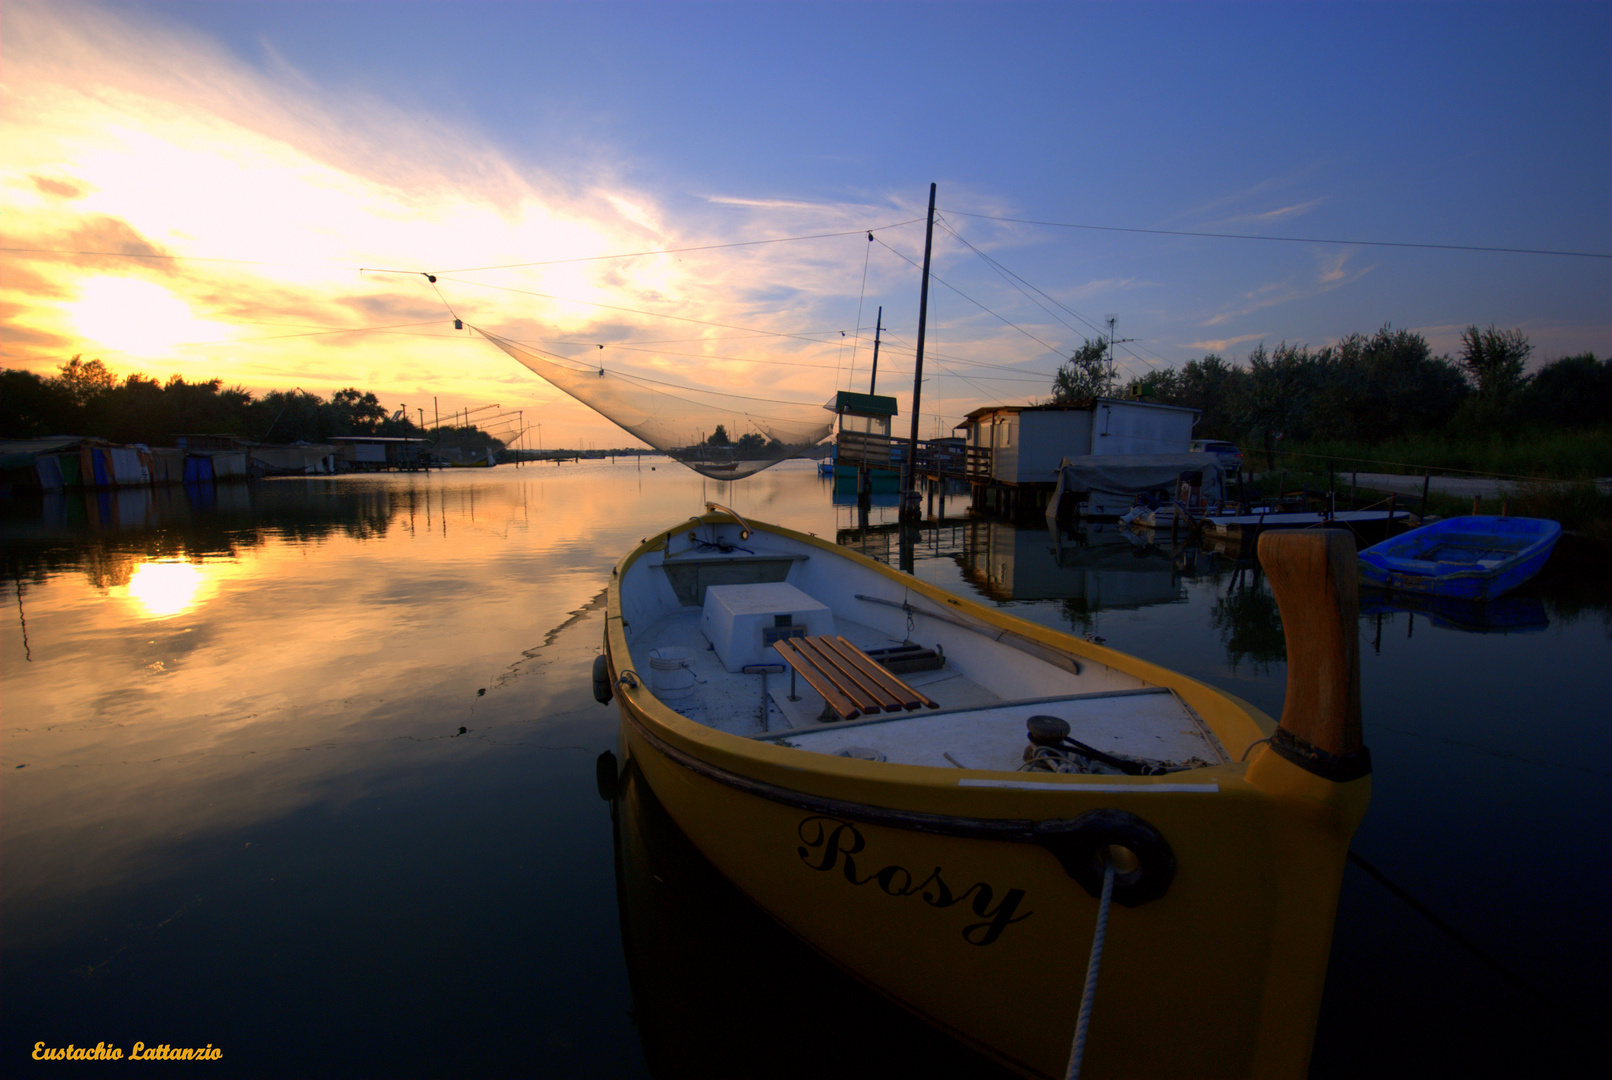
[701,582,834,673]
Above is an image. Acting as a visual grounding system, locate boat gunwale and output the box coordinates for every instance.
[621,704,1231,844]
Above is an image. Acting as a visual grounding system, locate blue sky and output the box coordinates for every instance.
[5,1,1608,445]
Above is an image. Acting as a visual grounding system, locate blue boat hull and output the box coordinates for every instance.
[1356,515,1561,600]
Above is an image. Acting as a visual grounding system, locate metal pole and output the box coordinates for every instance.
[903,183,936,520]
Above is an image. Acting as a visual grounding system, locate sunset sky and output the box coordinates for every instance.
[4,0,1608,449]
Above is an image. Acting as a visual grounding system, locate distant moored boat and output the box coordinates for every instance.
[1356,515,1561,600]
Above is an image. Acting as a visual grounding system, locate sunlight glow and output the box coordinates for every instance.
[124,560,206,618]
[67,277,218,360]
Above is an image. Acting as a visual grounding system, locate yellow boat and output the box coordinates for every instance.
[597,504,1369,1079]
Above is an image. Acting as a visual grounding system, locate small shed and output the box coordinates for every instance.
[331,436,430,471]
[958,398,1201,486]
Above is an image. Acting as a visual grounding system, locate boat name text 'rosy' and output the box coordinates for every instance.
[796,815,1031,945]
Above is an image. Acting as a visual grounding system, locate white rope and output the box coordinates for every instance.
[1065,854,1116,1080]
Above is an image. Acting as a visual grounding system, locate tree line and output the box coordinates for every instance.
[1050,324,1609,462]
[0,357,499,450]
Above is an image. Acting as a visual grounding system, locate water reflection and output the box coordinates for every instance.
[610,756,1013,1080]
[2,463,1605,1078]
[1359,589,1550,638]
[123,560,208,618]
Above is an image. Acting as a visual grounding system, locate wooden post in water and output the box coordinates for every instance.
[1472,496,1481,517]
[1419,472,1431,521]
[1258,529,1365,766]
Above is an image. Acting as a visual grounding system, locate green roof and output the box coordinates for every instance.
[825,391,898,417]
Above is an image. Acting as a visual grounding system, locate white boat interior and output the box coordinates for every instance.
[617,517,1231,773]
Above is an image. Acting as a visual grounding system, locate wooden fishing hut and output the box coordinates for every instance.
[827,391,900,496]
[330,436,432,472]
[955,397,1201,518]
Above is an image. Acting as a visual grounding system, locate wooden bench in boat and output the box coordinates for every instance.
[772,635,941,722]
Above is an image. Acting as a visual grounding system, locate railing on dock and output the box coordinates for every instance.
[834,432,989,482]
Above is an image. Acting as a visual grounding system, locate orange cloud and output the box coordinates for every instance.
[0,2,904,446]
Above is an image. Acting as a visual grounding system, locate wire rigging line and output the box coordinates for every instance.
[444,276,867,347]
[870,326,1072,385]
[934,215,1177,385]
[847,231,874,391]
[433,219,927,274]
[6,320,450,366]
[0,247,346,271]
[870,236,1068,358]
[500,336,836,411]
[1,218,929,276]
[940,209,1612,260]
[935,216,1110,343]
[520,338,847,371]
[934,215,1164,381]
[929,357,1018,410]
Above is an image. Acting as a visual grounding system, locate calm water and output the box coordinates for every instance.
[3,461,1606,1077]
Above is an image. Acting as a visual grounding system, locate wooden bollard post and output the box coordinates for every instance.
[1257,529,1366,770]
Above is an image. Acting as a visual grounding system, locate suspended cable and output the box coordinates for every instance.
[934,215,1166,383]
[519,338,846,372]
[847,231,874,391]
[935,216,1109,342]
[0,218,928,275]
[5,320,448,366]
[444,276,863,347]
[934,214,1179,392]
[870,235,1068,357]
[940,209,1612,259]
[495,336,835,410]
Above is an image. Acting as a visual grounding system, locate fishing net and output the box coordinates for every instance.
[476,329,834,480]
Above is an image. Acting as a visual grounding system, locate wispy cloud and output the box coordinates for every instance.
[1200,249,1373,327]
[1232,198,1328,224]
[0,2,919,440]
[1186,332,1267,354]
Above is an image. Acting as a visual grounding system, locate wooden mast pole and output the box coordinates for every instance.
[869,307,883,395]
[903,183,936,520]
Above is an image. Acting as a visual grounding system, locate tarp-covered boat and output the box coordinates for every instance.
[1356,515,1561,600]
[1046,453,1227,524]
[597,506,1370,1079]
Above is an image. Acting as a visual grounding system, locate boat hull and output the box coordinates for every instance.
[604,515,1368,1079]
[1356,515,1561,600]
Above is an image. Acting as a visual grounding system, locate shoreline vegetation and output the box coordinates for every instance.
[1046,324,1610,541]
[4,323,1609,537]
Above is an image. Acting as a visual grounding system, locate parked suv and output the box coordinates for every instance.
[1190,439,1244,472]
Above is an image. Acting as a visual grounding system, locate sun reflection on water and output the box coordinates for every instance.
[123,560,207,618]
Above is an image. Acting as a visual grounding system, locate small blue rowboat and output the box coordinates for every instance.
[1356,515,1561,600]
